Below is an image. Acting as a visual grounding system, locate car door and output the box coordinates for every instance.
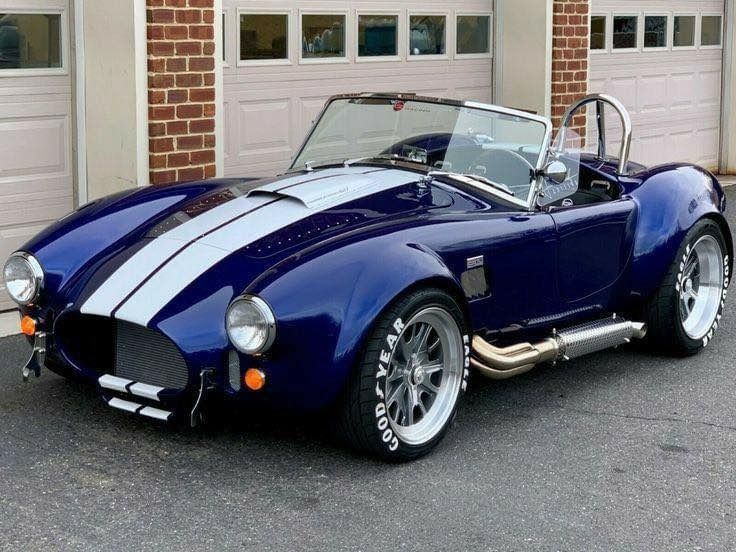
[550,198,637,305]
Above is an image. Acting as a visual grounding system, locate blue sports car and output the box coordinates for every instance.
[3,93,731,460]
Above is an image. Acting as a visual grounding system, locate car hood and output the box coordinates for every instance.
[25,165,507,327]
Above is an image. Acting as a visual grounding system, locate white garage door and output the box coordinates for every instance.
[590,0,724,170]
[223,1,494,177]
[0,3,74,311]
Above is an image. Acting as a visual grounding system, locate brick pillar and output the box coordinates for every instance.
[551,0,590,136]
[147,0,216,185]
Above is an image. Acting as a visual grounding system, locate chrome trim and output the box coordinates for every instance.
[129,382,164,402]
[288,92,554,211]
[139,406,173,422]
[3,251,44,306]
[556,93,633,176]
[226,295,277,354]
[99,374,132,393]
[22,331,46,382]
[108,397,140,414]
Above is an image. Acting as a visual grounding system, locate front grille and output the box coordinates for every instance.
[115,320,189,389]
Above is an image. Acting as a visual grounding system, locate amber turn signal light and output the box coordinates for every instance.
[20,316,37,336]
[244,368,266,391]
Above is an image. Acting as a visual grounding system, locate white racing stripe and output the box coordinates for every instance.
[80,167,371,317]
[114,169,417,326]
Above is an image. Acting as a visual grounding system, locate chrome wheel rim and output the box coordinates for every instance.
[680,235,724,340]
[385,307,464,446]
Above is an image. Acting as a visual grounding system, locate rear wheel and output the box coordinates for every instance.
[646,219,729,355]
[337,288,469,461]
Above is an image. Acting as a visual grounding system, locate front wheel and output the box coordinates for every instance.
[337,288,470,461]
[646,219,730,355]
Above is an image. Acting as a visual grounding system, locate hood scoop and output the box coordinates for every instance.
[247,170,391,210]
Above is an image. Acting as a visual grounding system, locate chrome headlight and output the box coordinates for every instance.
[226,295,276,354]
[3,252,44,306]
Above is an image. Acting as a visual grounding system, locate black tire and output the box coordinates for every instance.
[646,219,729,356]
[337,288,470,461]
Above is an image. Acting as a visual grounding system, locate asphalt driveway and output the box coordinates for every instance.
[2,191,736,551]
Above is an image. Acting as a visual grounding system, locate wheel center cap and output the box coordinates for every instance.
[684,278,693,293]
[412,366,426,386]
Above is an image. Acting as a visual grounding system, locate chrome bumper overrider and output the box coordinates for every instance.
[22,332,46,382]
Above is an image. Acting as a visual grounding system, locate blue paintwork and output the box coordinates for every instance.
[13,154,732,413]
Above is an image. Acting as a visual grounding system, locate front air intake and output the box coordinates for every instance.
[114,320,189,390]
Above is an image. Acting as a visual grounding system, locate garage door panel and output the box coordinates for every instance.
[591,0,723,170]
[238,99,292,154]
[0,115,69,178]
[224,0,494,177]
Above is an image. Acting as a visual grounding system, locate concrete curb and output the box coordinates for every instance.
[0,311,18,338]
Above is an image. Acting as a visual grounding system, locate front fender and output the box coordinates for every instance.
[255,234,464,409]
[628,165,732,302]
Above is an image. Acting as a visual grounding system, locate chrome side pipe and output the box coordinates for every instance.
[471,316,647,380]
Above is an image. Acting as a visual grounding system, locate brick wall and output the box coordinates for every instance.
[551,0,590,137]
[147,0,216,185]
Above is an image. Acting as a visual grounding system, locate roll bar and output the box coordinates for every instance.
[556,94,633,176]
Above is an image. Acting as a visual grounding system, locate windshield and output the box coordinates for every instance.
[291,96,550,203]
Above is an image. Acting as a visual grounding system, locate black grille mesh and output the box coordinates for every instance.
[115,321,189,389]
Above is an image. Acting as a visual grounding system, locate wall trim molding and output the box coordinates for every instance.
[73,0,87,204]
[134,0,150,186]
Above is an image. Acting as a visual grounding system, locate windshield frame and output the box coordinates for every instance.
[288,92,553,210]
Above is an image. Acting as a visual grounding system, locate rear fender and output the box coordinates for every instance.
[628,165,732,302]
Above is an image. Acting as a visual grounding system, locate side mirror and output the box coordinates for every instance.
[542,160,568,184]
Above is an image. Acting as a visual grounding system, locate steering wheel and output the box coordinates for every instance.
[471,148,537,196]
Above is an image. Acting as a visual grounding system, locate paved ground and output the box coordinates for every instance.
[3,193,736,552]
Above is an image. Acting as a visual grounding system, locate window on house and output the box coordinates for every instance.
[457,15,491,55]
[409,15,446,56]
[240,13,288,61]
[590,16,606,50]
[644,15,667,48]
[358,14,398,57]
[612,15,637,49]
[673,15,696,47]
[701,16,723,46]
[0,13,61,70]
[302,14,346,58]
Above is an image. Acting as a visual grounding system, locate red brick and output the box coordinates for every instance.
[149,73,175,89]
[175,9,201,24]
[165,0,187,6]
[178,166,205,182]
[176,103,203,119]
[148,57,166,72]
[167,152,191,168]
[202,41,215,55]
[148,9,175,23]
[175,73,203,87]
[189,87,215,102]
[151,170,178,185]
[149,40,175,56]
[167,120,189,135]
[166,57,187,72]
[149,90,166,104]
[150,153,167,169]
[189,0,213,7]
[189,57,214,71]
[190,25,214,40]
[191,149,215,164]
[204,134,216,148]
[202,103,216,117]
[165,25,189,40]
[177,135,204,150]
[151,137,175,153]
[204,163,216,178]
[149,105,176,121]
[167,89,189,104]
[176,41,202,55]
[203,10,214,24]
[148,25,165,40]
[149,122,166,137]
[190,119,215,133]
[203,73,215,86]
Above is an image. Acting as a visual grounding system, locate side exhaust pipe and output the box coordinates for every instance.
[472,316,647,380]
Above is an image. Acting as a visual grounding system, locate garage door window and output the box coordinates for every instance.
[701,16,722,47]
[673,16,696,48]
[456,15,491,56]
[409,15,446,56]
[643,15,667,49]
[358,14,398,58]
[240,13,288,62]
[612,15,638,50]
[590,15,606,50]
[302,14,346,59]
[0,13,61,71]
